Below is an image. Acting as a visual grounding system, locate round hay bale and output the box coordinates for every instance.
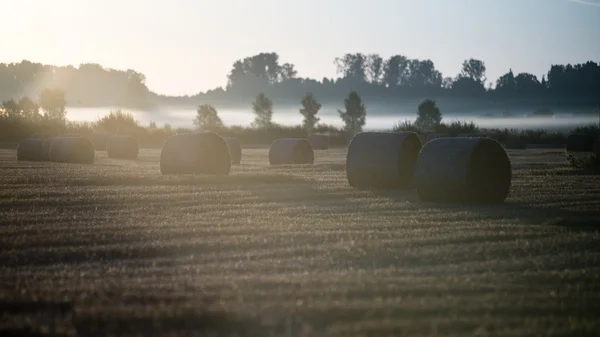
[594,139,600,155]
[160,132,231,175]
[268,138,314,165]
[308,134,329,150]
[425,133,450,143]
[16,138,46,161]
[106,135,139,159]
[346,132,422,189]
[504,135,527,150]
[415,137,512,204]
[566,134,594,152]
[49,137,95,164]
[223,137,242,164]
[42,134,82,161]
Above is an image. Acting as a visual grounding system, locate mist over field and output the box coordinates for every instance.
[66,103,600,132]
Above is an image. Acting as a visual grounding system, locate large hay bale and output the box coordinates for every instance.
[42,134,82,161]
[415,137,512,204]
[49,137,95,164]
[566,134,594,152]
[505,135,527,150]
[425,133,450,143]
[268,138,314,165]
[223,137,242,164]
[160,132,231,175]
[16,138,46,161]
[594,139,600,155]
[106,135,139,159]
[346,132,422,189]
[308,134,329,150]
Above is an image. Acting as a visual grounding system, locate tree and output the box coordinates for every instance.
[18,96,40,119]
[252,93,273,128]
[1,99,20,117]
[96,109,140,133]
[39,88,67,121]
[299,92,322,133]
[193,104,224,131]
[366,54,384,84]
[334,53,367,81]
[415,99,442,132]
[382,55,409,87]
[279,63,297,81]
[460,59,487,84]
[338,91,366,134]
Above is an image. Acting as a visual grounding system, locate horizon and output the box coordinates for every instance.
[1,0,599,96]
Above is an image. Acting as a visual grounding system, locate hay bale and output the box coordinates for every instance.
[49,137,95,164]
[160,132,231,175]
[594,139,600,155]
[106,135,139,159]
[308,134,329,150]
[415,137,512,204]
[505,135,527,150]
[425,133,450,143]
[268,138,314,165]
[16,138,46,161]
[566,134,594,152]
[223,137,242,164]
[42,134,82,161]
[346,132,422,189]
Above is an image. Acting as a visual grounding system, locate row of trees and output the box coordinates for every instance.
[2,55,599,107]
[0,61,149,107]
[217,53,600,100]
[194,91,368,136]
[1,88,67,121]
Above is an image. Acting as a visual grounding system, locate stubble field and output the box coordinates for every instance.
[0,146,599,336]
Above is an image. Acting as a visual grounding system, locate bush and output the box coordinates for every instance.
[567,153,600,174]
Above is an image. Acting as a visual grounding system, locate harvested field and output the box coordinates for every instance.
[0,147,599,336]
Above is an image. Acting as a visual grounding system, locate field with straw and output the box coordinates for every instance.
[1,146,599,336]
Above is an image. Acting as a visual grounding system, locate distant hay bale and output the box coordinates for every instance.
[160,132,231,175]
[425,133,450,143]
[594,139,600,155]
[49,137,95,164]
[505,135,527,150]
[346,132,422,189]
[106,135,139,159]
[415,137,512,204]
[308,134,329,150]
[566,134,594,152]
[268,138,314,165]
[223,137,242,164]
[16,138,46,161]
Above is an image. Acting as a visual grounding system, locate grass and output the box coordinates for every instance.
[0,147,599,336]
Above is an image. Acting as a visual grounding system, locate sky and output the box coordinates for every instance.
[1,0,599,96]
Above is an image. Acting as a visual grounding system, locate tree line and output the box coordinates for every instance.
[0,61,149,108]
[1,54,599,107]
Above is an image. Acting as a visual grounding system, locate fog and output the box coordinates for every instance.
[66,105,599,132]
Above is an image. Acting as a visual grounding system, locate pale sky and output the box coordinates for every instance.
[1,0,599,96]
